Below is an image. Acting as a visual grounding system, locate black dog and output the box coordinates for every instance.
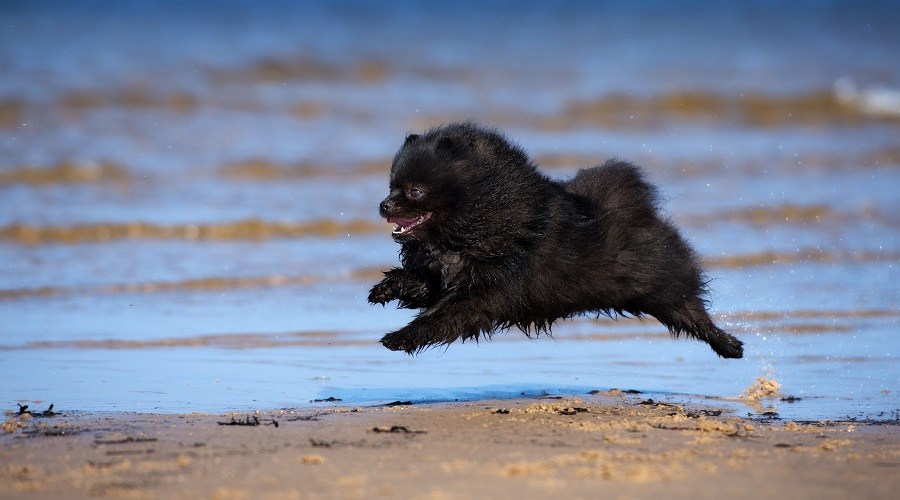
[368,123,743,359]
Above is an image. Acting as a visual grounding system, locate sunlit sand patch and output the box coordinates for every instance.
[2,330,369,351]
[0,266,387,301]
[298,455,326,465]
[500,448,706,483]
[0,161,129,185]
[60,88,199,113]
[462,90,900,131]
[741,377,782,400]
[532,146,900,174]
[2,464,50,493]
[704,249,899,268]
[687,202,898,228]
[219,157,391,180]
[543,90,900,129]
[206,55,417,88]
[787,439,854,455]
[220,159,318,180]
[732,377,783,415]
[0,218,384,244]
[522,398,586,414]
[708,203,839,225]
[0,97,25,129]
[696,377,787,416]
[720,308,897,322]
[694,417,755,437]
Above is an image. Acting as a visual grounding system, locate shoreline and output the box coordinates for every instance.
[3,394,897,498]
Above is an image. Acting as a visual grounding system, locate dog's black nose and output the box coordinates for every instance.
[379,199,395,214]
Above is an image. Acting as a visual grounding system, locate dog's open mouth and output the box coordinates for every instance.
[387,212,432,235]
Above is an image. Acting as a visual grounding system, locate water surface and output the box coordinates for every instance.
[1,0,897,421]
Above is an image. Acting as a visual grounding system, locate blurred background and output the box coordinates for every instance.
[0,0,897,418]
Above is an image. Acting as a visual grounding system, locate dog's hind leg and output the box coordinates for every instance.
[651,299,744,359]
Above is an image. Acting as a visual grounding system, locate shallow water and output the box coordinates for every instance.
[1,0,898,420]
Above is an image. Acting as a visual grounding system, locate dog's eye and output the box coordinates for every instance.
[408,188,424,200]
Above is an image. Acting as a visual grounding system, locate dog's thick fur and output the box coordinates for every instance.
[368,123,743,358]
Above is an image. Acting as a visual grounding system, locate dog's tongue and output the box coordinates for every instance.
[386,216,418,228]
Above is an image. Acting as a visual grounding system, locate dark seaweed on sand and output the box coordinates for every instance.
[217,415,279,427]
[15,403,58,417]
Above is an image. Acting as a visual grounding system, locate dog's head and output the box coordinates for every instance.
[378,123,545,252]
[378,126,475,243]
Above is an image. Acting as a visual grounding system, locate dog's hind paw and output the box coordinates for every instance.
[379,331,420,354]
[708,327,744,359]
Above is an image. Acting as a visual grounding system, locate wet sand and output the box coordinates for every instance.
[3,394,897,499]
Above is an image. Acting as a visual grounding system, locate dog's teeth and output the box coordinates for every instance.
[389,213,431,236]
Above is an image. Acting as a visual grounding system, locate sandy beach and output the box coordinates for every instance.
[3,392,897,499]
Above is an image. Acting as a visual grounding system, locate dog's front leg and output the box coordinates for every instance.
[368,268,432,308]
[379,296,496,354]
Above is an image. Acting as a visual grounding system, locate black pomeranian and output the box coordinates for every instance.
[368,122,743,359]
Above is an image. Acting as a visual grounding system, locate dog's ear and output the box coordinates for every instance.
[435,135,455,151]
[404,133,420,144]
[435,135,468,158]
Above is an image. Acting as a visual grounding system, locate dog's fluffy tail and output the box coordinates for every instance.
[564,160,659,217]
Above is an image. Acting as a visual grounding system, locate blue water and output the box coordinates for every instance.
[1,0,898,420]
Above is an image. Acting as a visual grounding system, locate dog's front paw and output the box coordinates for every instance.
[368,280,397,305]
